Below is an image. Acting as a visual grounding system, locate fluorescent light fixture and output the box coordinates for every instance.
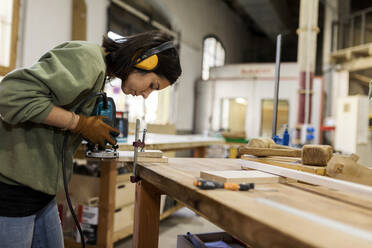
[235,98,246,104]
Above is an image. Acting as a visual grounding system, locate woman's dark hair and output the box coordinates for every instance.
[102,30,182,85]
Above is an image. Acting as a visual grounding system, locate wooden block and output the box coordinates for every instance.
[302,145,333,166]
[120,150,163,158]
[137,150,163,158]
[200,170,280,184]
[117,151,168,163]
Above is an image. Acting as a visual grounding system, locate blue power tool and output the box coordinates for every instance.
[85,92,119,158]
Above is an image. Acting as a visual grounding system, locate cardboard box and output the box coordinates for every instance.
[177,232,248,248]
[74,205,99,245]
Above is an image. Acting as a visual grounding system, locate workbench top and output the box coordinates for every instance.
[136,158,372,248]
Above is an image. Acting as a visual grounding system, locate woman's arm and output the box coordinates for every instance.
[43,106,120,146]
[42,106,80,130]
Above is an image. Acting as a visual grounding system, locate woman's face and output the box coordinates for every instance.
[122,71,171,99]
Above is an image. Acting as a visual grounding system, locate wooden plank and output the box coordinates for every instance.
[10,0,19,69]
[239,147,302,157]
[97,160,116,248]
[136,150,163,158]
[0,0,20,75]
[136,158,372,248]
[72,0,87,40]
[117,152,168,163]
[132,180,161,248]
[200,170,279,184]
[242,155,326,175]
[240,159,372,198]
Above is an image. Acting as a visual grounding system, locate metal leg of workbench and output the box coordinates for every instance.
[132,180,161,248]
[97,160,117,248]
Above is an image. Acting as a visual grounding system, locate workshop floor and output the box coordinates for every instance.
[114,207,222,248]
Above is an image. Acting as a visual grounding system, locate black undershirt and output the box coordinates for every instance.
[0,181,55,217]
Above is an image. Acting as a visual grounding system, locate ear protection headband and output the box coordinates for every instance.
[134,41,174,71]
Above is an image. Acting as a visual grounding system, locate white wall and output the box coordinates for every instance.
[20,0,108,67]
[195,63,324,144]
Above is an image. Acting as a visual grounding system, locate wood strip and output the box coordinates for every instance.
[132,180,161,248]
[10,0,19,69]
[137,150,163,158]
[200,170,279,184]
[97,160,117,248]
[240,159,372,198]
[0,0,20,75]
[242,155,325,175]
[117,155,168,163]
[118,150,163,158]
[72,0,87,40]
[239,147,302,157]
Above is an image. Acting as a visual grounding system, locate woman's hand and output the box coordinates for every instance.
[71,114,120,146]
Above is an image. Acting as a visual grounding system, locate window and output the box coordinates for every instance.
[220,97,247,133]
[202,36,225,80]
[260,99,289,137]
[0,0,19,76]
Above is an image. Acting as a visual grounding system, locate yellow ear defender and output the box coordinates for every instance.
[134,41,174,71]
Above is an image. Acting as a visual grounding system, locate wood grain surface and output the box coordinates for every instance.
[134,158,372,248]
[132,180,161,248]
[200,170,279,184]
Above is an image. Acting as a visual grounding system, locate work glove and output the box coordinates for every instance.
[71,114,120,147]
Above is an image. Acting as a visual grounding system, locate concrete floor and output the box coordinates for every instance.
[115,207,222,248]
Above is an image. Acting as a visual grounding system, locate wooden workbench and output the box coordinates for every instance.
[132,158,372,248]
[66,135,224,247]
[118,133,224,157]
[75,134,224,159]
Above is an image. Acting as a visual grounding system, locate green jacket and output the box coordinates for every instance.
[0,41,106,195]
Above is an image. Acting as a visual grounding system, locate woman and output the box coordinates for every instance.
[0,30,181,247]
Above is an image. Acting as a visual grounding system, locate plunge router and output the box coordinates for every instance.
[85,92,119,159]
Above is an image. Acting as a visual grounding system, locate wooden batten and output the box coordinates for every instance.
[72,0,87,40]
[200,170,280,184]
[240,159,372,198]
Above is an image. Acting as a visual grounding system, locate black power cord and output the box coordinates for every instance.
[61,92,107,248]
